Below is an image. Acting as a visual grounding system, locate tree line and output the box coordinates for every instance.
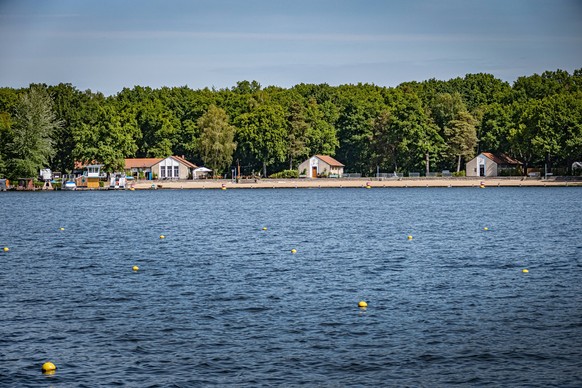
[1,69,581,180]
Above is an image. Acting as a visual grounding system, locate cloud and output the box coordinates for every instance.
[24,29,582,44]
[0,13,79,19]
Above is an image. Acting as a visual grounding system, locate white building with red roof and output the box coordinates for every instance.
[125,156,197,180]
[298,155,344,178]
[466,152,521,177]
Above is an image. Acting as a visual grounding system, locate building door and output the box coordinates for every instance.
[312,166,317,178]
[479,165,485,176]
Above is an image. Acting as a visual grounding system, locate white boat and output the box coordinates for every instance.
[62,174,77,190]
[109,172,127,189]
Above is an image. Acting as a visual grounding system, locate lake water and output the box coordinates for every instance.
[1,187,581,387]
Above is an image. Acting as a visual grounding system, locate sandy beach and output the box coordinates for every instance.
[133,177,582,190]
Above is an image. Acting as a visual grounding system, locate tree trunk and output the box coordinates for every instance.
[457,155,462,173]
[289,157,293,170]
[425,153,430,176]
[263,161,267,178]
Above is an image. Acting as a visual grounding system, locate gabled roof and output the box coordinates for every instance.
[481,152,520,166]
[124,156,198,169]
[125,158,163,169]
[315,155,345,167]
[170,155,197,169]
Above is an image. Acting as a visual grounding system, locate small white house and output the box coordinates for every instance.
[298,155,344,178]
[466,152,521,177]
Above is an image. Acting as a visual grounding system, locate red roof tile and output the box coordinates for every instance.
[124,158,163,169]
[315,155,344,167]
[170,155,197,169]
[481,152,520,165]
[124,156,198,169]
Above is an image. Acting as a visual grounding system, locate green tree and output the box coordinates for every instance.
[444,111,478,172]
[429,92,466,130]
[370,89,442,174]
[304,99,339,156]
[555,92,582,171]
[135,99,180,158]
[5,85,61,179]
[72,98,139,172]
[335,84,385,174]
[286,101,309,169]
[235,103,287,177]
[478,103,513,154]
[0,87,21,177]
[48,83,87,173]
[197,105,237,176]
[429,92,478,170]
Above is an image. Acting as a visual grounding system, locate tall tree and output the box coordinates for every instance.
[5,85,61,179]
[135,99,180,158]
[0,87,20,177]
[235,103,287,177]
[304,99,339,156]
[371,89,442,174]
[72,97,139,172]
[429,92,477,171]
[444,111,478,172]
[197,105,237,176]
[48,83,86,173]
[286,101,309,169]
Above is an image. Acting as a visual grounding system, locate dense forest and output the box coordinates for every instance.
[1,68,581,180]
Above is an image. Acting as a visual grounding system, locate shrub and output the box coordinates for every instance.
[269,170,299,179]
[452,171,466,177]
[499,168,520,176]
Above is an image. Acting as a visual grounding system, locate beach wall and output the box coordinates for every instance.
[134,177,582,190]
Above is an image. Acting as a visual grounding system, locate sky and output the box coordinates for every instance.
[0,0,581,95]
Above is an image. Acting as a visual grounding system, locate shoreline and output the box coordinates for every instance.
[133,177,582,190]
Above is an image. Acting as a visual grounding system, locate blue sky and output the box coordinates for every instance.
[1,0,581,95]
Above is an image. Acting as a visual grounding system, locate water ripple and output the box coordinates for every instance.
[0,188,581,386]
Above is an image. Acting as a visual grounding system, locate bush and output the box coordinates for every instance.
[452,171,466,177]
[499,168,520,176]
[269,170,299,179]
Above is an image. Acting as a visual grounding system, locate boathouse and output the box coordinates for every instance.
[125,156,197,180]
[466,152,521,177]
[298,155,344,178]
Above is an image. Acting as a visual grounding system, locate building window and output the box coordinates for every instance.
[160,166,166,178]
[174,166,179,178]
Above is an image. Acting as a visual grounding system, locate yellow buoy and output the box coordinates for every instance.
[407,235,413,240]
[358,301,368,308]
[42,361,56,374]
[291,249,297,254]
[262,227,267,231]
[3,247,9,252]
[522,269,529,273]
[132,265,139,271]
[484,227,489,231]
[59,227,65,231]
[159,235,165,239]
